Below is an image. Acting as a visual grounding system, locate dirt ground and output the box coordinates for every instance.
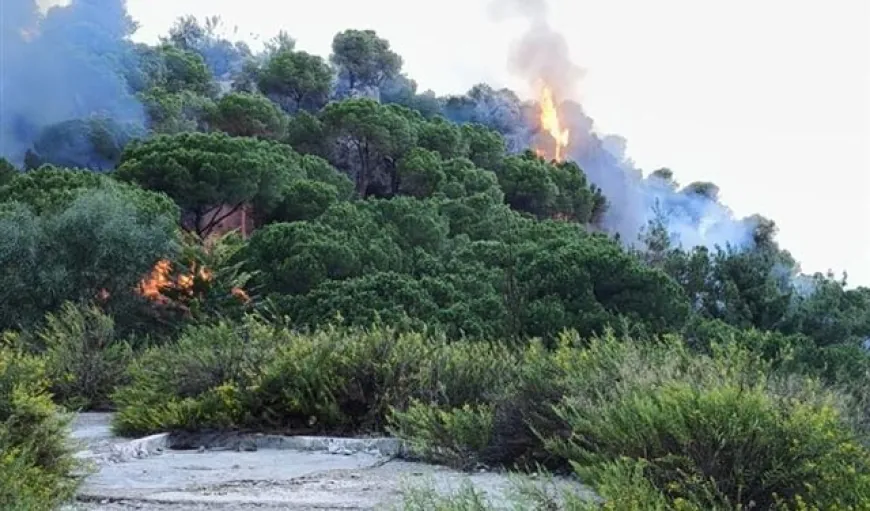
[62,413,594,510]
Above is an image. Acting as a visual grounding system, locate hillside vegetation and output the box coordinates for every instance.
[1,10,869,511]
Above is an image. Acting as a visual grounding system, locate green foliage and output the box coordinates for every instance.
[398,148,446,198]
[285,110,330,155]
[0,188,179,331]
[244,196,687,341]
[154,230,260,327]
[417,117,466,160]
[116,131,347,236]
[256,48,333,112]
[391,331,870,508]
[320,98,417,196]
[460,124,505,171]
[0,346,80,509]
[781,276,870,346]
[553,381,870,509]
[0,166,179,220]
[496,152,604,223]
[34,303,133,411]
[154,44,217,97]
[112,321,515,437]
[397,481,498,511]
[389,401,494,469]
[243,214,402,296]
[0,158,16,186]
[396,476,595,511]
[298,154,356,199]
[24,117,146,171]
[269,179,340,222]
[4,19,870,510]
[330,29,403,91]
[161,14,253,79]
[210,92,288,139]
[112,318,281,435]
[140,87,216,134]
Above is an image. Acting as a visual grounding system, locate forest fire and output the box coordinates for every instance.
[536,84,570,162]
[137,259,212,304]
[138,258,251,306]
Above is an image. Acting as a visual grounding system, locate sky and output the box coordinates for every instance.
[124,0,870,286]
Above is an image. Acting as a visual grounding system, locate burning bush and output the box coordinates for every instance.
[135,231,255,322]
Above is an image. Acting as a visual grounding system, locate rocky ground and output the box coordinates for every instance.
[62,413,594,510]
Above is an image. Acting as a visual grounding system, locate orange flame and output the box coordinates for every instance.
[231,287,251,303]
[138,259,212,304]
[537,85,570,162]
[137,259,249,305]
[139,259,174,304]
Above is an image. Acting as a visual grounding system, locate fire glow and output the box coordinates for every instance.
[137,259,201,304]
[536,85,570,162]
[137,259,249,305]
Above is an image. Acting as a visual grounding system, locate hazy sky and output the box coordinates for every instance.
[125,0,870,286]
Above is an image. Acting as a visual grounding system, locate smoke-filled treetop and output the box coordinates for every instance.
[0,1,863,307]
[2,0,767,258]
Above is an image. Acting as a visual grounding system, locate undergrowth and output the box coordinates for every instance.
[110,318,870,508]
[0,345,81,510]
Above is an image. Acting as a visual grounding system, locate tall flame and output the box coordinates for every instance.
[537,85,570,162]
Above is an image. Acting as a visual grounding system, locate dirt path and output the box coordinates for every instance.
[62,413,593,510]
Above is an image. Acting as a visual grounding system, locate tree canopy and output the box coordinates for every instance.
[330,29,403,93]
[3,19,864,354]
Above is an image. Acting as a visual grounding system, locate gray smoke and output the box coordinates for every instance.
[488,0,549,22]
[0,0,144,165]
[488,0,758,251]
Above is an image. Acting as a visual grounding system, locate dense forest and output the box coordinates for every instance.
[2,2,870,509]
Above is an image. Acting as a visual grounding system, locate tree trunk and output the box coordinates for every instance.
[199,202,245,239]
[356,140,370,198]
[385,156,399,196]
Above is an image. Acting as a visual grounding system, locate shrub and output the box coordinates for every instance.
[391,330,870,508]
[111,317,284,436]
[550,380,870,509]
[0,346,80,509]
[35,302,133,411]
[389,400,494,469]
[476,338,572,468]
[397,480,497,511]
[0,187,179,333]
[538,336,870,509]
[112,319,517,437]
[254,327,513,432]
[395,474,597,510]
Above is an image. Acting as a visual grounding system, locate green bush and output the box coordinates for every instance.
[391,331,870,508]
[397,480,498,511]
[112,319,516,437]
[0,346,80,510]
[110,318,870,507]
[111,317,283,436]
[542,337,870,509]
[389,400,494,469]
[35,302,133,411]
[395,474,596,510]
[550,381,870,509]
[0,187,179,333]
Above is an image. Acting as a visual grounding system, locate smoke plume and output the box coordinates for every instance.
[0,0,144,165]
[487,0,758,251]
